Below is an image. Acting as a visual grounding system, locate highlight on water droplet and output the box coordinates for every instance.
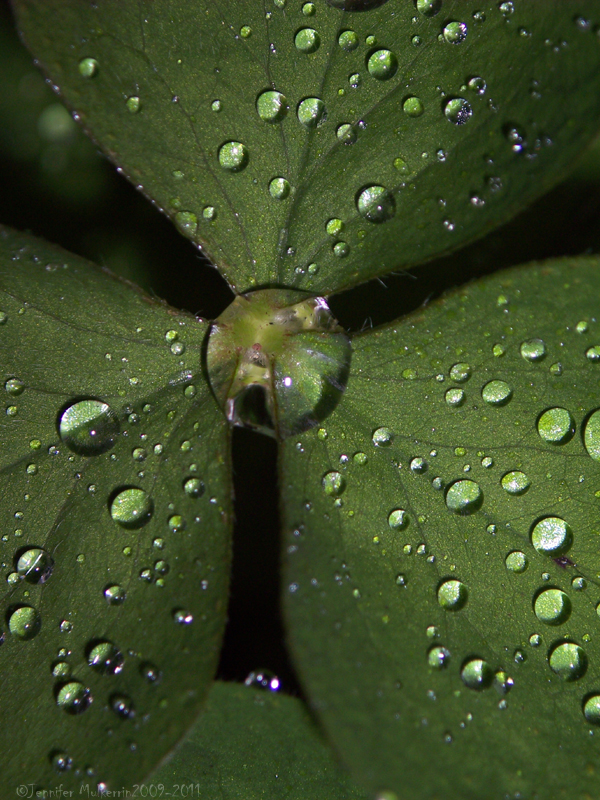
[356,185,396,223]
[256,90,288,123]
[461,657,493,690]
[58,398,119,456]
[218,141,249,171]
[109,487,153,529]
[437,579,468,610]
[322,471,346,497]
[548,640,587,681]
[366,49,398,80]
[445,479,483,514]
[444,97,473,125]
[501,470,530,496]
[530,516,572,555]
[536,407,575,444]
[534,588,571,626]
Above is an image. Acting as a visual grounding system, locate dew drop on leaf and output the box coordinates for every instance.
[402,96,424,117]
[444,480,483,514]
[269,177,290,199]
[548,641,587,681]
[338,30,359,51]
[443,97,473,125]
[520,338,546,361]
[104,584,126,605]
[218,141,249,171]
[449,363,471,382]
[437,579,468,610]
[442,21,468,44]
[87,641,125,675]
[481,380,512,405]
[109,487,153,529]
[366,49,398,80]
[388,509,408,529]
[530,516,572,555]
[534,589,571,626]
[16,547,53,584]
[372,427,393,446]
[500,470,530,495]
[322,471,346,497]
[428,645,450,669]
[58,399,119,456]
[8,605,41,640]
[536,407,575,444]
[583,695,600,724]
[297,97,326,128]
[78,57,98,77]
[415,0,442,16]
[256,90,288,123]
[295,28,320,53]
[55,681,93,714]
[460,658,493,690]
[356,185,396,223]
[583,409,600,461]
[505,550,528,573]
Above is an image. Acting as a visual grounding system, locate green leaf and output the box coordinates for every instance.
[12,1,600,294]
[0,227,232,793]
[280,256,600,799]
[150,681,367,799]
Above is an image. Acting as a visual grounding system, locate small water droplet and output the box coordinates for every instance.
[444,97,472,125]
[372,427,393,446]
[481,380,512,405]
[8,605,41,640]
[87,641,124,675]
[461,658,493,690]
[534,589,571,625]
[168,514,186,533]
[244,669,281,691]
[445,388,465,406]
[583,695,600,724]
[110,487,153,529]
[256,90,288,122]
[437,579,468,610]
[443,21,467,44]
[338,29,360,50]
[548,641,587,681]
[356,185,396,223]
[428,645,451,669]
[173,609,194,625]
[537,407,575,444]
[78,58,98,78]
[16,547,53,584]
[403,96,424,117]
[104,585,126,605]
[326,218,344,236]
[322,471,346,497]
[183,477,205,498]
[505,550,528,573]
[218,141,249,171]
[175,211,198,236]
[297,97,326,127]
[140,661,162,684]
[449,363,471,382]
[111,693,135,719]
[586,345,600,362]
[367,49,398,80]
[58,399,119,456]
[415,0,442,16]
[445,480,483,514]
[531,516,572,555]
[295,27,320,53]
[501,471,530,495]
[269,177,290,199]
[467,76,487,95]
[4,378,24,395]
[584,409,600,461]
[410,456,427,474]
[126,96,141,113]
[520,338,546,361]
[56,681,92,714]
[51,752,73,773]
[388,509,408,529]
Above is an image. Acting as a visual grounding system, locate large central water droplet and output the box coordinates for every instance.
[58,398,119,456]
[206,290,351,439]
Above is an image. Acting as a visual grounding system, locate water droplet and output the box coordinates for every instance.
[173,609,194,625]
[110,487,153,529]
[520,338,546,362]
[481,380,512,405]
[445,388,465,407]
[356,185,396,223]
[8,605,41,640]
[444,97,473,125]
[183,477,205,498]
[333,241,349,258]
[338,30,360,50]
[467,76,487,95]
[15,547,53,584]
[548,641,587,681]
[445,480,483,514]
[140,661,162,684]
[104,584,126,605]
[168,514,186,533]
[203,205,216,220]
[303,2,316,14]
[56,681,92,714]
[240,25,252,38]
[537,407,575,444]
[583,695,600,724]
[126,96,141,113]
[175,211,197,236]
[367,49,398,80]
[531,517,572,555]
[449,363,471,382]
[501,471,530,496]
[211,99,221,112]
[58,399,119,456]
[461,658,493,690]
[87,641,124,675]
[443,21,467,44]
[402,96,424,117]
[348,73,361,89]
[295,27,320,53]
[388,509,408,529]
[297,97,326,127]
[4,378,24,395]
[78,58,98,78]
[256,90,288,123]
[218,141,249,171]
[584,409,600,461]
[410,456,427,474]
[336,123,358,144]
[498,1,515,16]
[322,471,346,497]
[585,345,600,362]
[534,589,571,625]
[372,427,393,446]
[437,579,468,610]
[505,550,528,573]
[244,669,281,691]
[415,0,442,16]
[269,177,290,199]
[326,218,344,236]
[51,752,73,773]
[111,693,135,719]
[428,645,451,669]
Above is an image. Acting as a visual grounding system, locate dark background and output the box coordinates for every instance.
[1,0,599,695]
